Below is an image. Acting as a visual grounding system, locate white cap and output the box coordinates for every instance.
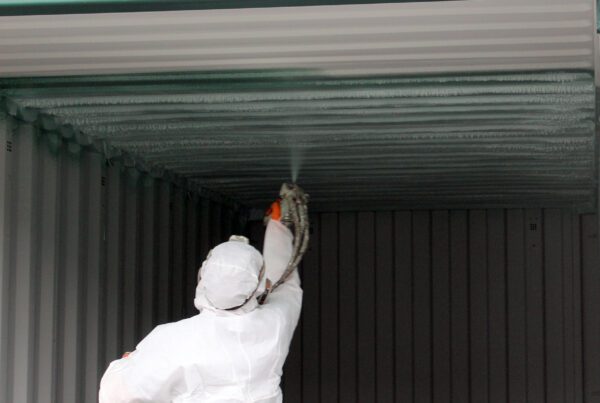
[194,237,264,313]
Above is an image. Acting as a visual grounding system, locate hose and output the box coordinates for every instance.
[270,183,310,292]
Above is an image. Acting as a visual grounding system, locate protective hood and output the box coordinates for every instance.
[194,236,265,314]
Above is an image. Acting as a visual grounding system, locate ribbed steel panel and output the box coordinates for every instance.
[0,112,241,403]
[0,0,594,77]
[0,114,10,403]
[279,209,600,403]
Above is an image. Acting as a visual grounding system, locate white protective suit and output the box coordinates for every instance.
[99,220,302,403]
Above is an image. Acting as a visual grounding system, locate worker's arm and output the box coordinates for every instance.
[99,325,186,403]
[263,218,297,286]
[262,218,303,330]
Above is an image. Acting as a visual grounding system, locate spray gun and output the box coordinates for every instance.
[258,183,310,304]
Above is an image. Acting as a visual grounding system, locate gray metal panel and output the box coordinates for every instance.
[544,209,565,403]
[393,211,413,403]
[357,212,376,402]
[301,213,320,403]
[122,169,139,351]
[103,162,123,363]
[185,195,198,317]
[431,210,450,402]
[0,113,12,403]
[412,210,432,402]
[282,209,599,402]
[581,214,600,402]
[140,177,157,338]
[222,207,233,242]
[156,180,171,325]
[319,213,338,403]
[0,118,231,402]
[375,212,394,403]
[0,1,594,77]
[35,131,60,403]
[525,208,545,401]
[10,122,38,403]
[199,198,211,262]
[171,187,185,320]
[469,210,488,402]
[337,212,357,403]
[57,142,83,403]
[83,151,104,403]
[562,212,577,403]
[487,209,508,402]
[449,210,469,403]
[210,201,222,245]
[487,209,507,403]
[506,209,527,402]
[572,214,585,403]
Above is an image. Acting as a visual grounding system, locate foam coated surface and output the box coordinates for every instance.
[1,70,595,210]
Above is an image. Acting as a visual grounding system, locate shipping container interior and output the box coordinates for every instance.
[1,0,600,402]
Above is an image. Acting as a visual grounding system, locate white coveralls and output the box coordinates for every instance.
[99,220,302,403]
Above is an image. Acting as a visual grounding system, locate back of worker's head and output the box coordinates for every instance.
[194,235,264,313]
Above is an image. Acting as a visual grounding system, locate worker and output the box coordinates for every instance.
[98,197,304,402]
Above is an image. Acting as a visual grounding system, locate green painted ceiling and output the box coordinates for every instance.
[1,69,595,211]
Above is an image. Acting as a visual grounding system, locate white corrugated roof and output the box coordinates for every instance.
[0,0,595,77]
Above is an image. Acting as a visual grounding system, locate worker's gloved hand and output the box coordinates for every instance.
[263,198,293,227]
[264,199,281,224]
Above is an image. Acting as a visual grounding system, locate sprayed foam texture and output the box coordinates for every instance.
[0,69,596,211]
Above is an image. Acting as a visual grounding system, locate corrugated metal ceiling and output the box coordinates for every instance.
[0,0,594,76]
[0,0,596,211]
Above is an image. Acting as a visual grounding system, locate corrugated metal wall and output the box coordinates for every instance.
[3,107,600,403]
[0,113,242,403]
[282,210,600,403]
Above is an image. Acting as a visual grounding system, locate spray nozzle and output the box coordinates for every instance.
[280,182,309,204]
